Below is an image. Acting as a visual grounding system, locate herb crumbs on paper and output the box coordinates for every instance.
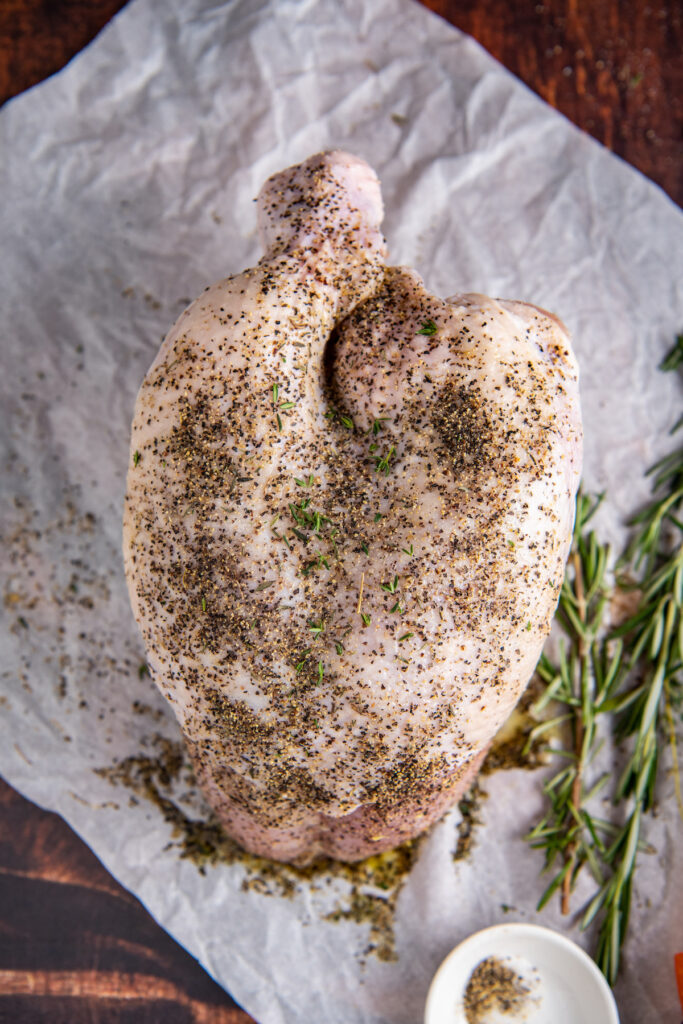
[481,676,555,775]
[97,731,420,960]
[453,678,557,862]
[453,779,486,862]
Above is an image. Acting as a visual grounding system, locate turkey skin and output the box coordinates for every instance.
[123,151,582,864]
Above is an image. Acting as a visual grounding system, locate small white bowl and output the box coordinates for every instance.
[424,923,620,1024]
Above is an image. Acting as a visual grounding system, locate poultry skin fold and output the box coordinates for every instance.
[123,151,582,864]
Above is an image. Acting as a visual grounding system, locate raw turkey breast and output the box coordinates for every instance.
[123,151,582,864]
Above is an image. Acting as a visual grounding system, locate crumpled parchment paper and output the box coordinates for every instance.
[1,1,682,1022]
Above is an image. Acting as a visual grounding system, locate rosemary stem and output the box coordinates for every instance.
[663,678,683,823]
[562,549,588,914]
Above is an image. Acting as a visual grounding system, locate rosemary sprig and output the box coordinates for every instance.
[527,353,683,985]
[524,493,617,913]
[592,521,681,981]
[621,442,683,576]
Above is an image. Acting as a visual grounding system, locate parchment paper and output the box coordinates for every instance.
[1,1,682,1022]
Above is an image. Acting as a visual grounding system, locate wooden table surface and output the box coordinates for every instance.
[0,2,680,1022]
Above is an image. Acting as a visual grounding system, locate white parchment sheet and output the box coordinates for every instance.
[1,1,682,1021]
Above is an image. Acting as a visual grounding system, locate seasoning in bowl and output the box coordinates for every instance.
[424,924,620,1024]
[463,955,537,1022]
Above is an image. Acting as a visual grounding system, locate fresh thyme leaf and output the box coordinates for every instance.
[340,414,354,430]
[374,445,396,476]
[295,648,311,673]
[290,501,305,523]
[398,632,413,642]
[312,510,326,534]
[417,319,437,336]
[381,575,399,594]
[361,612,371,626]
[374,512,383,523]
[402,543,414,556]
[201,596,207,612]
[309,621,324,637]
[133,450,141,466]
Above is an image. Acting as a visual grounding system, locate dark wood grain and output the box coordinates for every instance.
[421,0,682,204]
[0,778,254,1022]
[0,0,680,204]
[0,0,126,105]
[0,1,680,1022]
